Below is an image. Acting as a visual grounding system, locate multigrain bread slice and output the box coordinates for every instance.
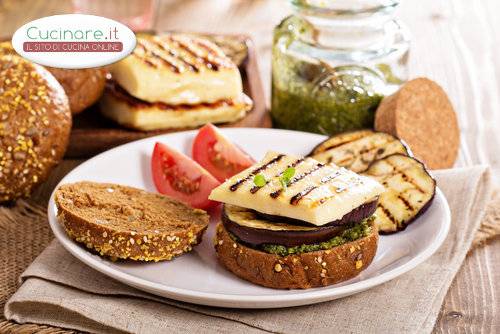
[55,181,209,261]
[214,221,378,289]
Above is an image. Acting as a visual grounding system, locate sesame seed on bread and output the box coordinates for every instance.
[0,54,71,203]
[214,221,378,289]
[55,181,209,261]
[0,41,107,114]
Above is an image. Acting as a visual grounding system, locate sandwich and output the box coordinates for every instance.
[100,33,252,131]
[209,152,385,289]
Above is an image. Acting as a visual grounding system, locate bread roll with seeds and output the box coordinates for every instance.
[214,222,378,289]
[47,67,107,114]
[55,182,209,261]
[0,41,107,114]
[0,54,71,203]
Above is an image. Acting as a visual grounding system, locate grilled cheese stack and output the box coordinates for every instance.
[210,152,384,225]
[209,152,385,289]
[100,33,252,131]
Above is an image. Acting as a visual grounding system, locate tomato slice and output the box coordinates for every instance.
[192,124,255,182]
[151,142,220,210]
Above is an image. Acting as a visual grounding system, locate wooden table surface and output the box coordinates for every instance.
[1,0,499,333]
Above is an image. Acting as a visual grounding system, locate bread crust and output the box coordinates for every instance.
[55,182,209,261]
[214,222,378,289]
[0,54,71,202]
[0,41,106,114]
[47,67,107,114]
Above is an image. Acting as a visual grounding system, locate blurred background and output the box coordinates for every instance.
[1,0,499,180]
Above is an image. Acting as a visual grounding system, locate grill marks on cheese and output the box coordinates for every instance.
[250,158,305,194]
[210,152,384,226]
[230,154,286,191]
[229,153,364,207]
[270,163,323,199]
[133,35,231,74]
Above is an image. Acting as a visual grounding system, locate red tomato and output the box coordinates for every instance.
[192,124,255,182]
[151,142,220,210]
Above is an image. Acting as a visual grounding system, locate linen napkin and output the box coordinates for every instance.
[4,166,492,334]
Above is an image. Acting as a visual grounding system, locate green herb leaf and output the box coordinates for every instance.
[280,178,288,190]
[253,174,267,187]
[279,167,296,190]
[282,167,296,180]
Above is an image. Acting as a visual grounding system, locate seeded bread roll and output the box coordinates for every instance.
[55,182,210,261]
[0,41,107,114]
[0,54,71,203]
[214,222,378,289]
[47,67,107,114]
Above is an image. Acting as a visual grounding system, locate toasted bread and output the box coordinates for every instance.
[55,182,209,261]
[214,221,378,289]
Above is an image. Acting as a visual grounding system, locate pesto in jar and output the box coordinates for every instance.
[271,13,407,135]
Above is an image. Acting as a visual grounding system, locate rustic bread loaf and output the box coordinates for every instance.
[47,67,107,114]
[0,54,71,203]
[374,78,460,170]
[0,41,107,114]
[214,221,378,289]
[55,182,210,261]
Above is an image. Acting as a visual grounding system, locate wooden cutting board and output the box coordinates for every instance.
[66,33,268,158]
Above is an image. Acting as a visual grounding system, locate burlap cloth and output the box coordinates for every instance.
[0,166,499,333]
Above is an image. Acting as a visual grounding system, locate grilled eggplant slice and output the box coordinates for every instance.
[363,154,435,234]
[222,204,349,247]
[255,200,378,227]
[309,130,410,173]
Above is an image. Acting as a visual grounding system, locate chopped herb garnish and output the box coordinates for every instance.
[253,174,267,187]
[279,167,296,190]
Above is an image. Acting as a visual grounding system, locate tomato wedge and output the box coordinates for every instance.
[151,142,220,210]
[192,124,255,182]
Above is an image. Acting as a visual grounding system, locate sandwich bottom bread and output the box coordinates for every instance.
[55,182,209,261]
[214,208,378,289]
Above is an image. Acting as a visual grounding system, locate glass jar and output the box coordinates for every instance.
[271,0,410,135]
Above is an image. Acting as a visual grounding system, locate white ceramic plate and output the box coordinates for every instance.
[48,128,450,309]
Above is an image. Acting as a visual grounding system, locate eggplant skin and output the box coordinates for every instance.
[308,130,412,173]
[363,153,436,234]
[221,201,378,247]
[255,200,378,228]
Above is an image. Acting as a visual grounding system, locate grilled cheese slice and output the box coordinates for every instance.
[209,152,385,226]
[100,82,252,131]
[110,33,243,105]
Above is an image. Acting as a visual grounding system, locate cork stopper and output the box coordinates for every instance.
[374,78,460,169]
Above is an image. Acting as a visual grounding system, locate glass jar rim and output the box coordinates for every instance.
[289,0,400,18]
